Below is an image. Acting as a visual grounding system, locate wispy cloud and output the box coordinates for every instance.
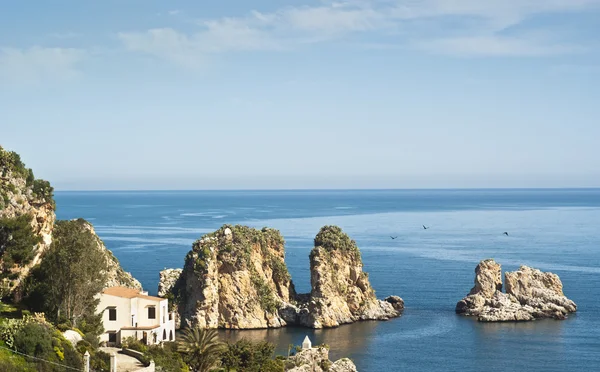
[418,36,584,57]
[118,0,600,63]
[0,46,85,85]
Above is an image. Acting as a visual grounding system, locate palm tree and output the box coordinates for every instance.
[177,327,226,372]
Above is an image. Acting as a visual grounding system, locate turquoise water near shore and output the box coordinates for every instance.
[55,189,600,371]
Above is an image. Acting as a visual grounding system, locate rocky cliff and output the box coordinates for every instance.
[0,146,140,295]
[285,345,358,372]
[174,225,296,329]
[81,220,141,290]
[456,259,577,321]
[158,268,183,297]
[296,226,402,328]
[162,224,403,329]
[0,146,56,293]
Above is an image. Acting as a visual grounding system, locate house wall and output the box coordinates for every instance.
[97,294,133,344]
[98,293,176,346]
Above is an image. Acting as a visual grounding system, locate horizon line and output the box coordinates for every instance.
[53,187,600,192]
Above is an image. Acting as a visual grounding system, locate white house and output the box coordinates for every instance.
[97,286,176,346]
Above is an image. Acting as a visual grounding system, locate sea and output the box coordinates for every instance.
[55,189,600,371]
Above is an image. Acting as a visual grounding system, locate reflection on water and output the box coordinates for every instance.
[219,321,381,360]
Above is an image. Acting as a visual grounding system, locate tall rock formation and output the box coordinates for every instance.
[297,226,402,328]
[162,224,403,330]
[174,225,296,329]
[456,259,577,322]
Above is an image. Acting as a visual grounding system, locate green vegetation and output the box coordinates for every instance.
[314,225,360,254]
[0,146,55,211]
[220,339,284,372]
[146,342,189,372]
[250,270,280,314]
[0,313,82,371]
[24,219,108,327]
[177,327,226,372]
[0,147,33,181]
[0,214,42,277]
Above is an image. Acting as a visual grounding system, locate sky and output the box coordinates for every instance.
[1,0,600,190]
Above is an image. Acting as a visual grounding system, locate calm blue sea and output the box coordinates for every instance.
[55,189,600,371]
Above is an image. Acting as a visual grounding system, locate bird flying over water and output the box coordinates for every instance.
[390,236,397,240]
[423,225,429,230]
[503,232,509,236]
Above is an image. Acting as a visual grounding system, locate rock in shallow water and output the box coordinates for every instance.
[456,259,577,322]
[164,224,403,329]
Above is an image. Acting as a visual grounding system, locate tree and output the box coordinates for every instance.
[177,327,225,372]
[25,219,108,327]
[0,214,41,276]
[220,339,283,372]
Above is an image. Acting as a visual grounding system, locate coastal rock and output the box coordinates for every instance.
[81,221,142,290]
[286,346,357,372]
[176,225,296,329]
[158,268,183,297]
[168,224,403,329]
[456,259,576,322]
[0,146,141,296]
[298,226,402,328]
[0,146,56,294]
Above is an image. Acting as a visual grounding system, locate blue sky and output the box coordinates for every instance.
[2,0,600,190]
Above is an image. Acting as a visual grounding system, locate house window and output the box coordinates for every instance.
[109,308,117,321]
[163,329,167,340]
[108,333,117,343]
[148,306,156,319]
[169,330,173,341]
[162,307,165,323]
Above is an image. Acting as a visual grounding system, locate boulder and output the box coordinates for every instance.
[456,259,577,322]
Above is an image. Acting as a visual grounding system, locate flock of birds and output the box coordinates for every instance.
[389,226,509,239]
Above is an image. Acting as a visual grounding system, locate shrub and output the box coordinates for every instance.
[0,215,42,274]
[221,339,280,372]
[145,342,189,372]
[122,336,147,353]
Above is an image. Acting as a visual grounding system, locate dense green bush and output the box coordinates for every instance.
[0,214,42,275]
[220,339,283,372]
[121,336,147,353]
[145,342,189,372]
[13,321,82,372]
[314,225,359,253]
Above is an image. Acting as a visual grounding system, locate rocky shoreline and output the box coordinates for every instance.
[456,259,577,322]
[160,225,404,329]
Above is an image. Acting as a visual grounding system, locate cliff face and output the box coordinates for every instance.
[0,147,56,292]
[175,225,295,329]
[81,221,141,290]
[297,226,402,328]
[163,224,403,330]
[0,146,140,295]
[456,259,577,321]
[158,268,183,297]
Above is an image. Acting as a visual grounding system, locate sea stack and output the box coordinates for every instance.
[456,259,577,321]
[296,226,403,328]
[162,224,403,329]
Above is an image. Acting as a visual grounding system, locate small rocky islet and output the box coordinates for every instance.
[456,259,577,322]
[160,225,404,329]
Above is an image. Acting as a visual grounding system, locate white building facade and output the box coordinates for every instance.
[97,287,176,346]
